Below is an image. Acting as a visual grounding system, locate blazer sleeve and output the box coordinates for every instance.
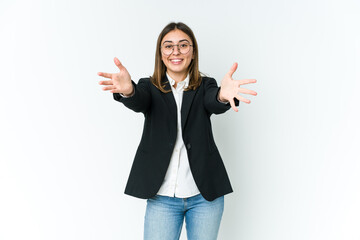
[113,78,151,114]
[203,77,239,115]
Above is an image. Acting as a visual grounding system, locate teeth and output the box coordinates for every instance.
[171,59,182,62]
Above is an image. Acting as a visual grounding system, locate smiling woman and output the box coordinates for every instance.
[160,31,194,85]
[152,22,201,92]
[97,22,257,240]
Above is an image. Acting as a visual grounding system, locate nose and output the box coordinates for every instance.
[172,45,180,55]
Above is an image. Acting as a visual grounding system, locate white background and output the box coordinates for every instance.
[1,0,359,239]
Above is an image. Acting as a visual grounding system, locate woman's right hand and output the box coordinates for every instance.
[98,57,134,96]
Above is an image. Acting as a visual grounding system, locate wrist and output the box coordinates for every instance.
[219,95,227,102]
[217,89,229,104]
[218,90,226,102]
[121,84,134,97]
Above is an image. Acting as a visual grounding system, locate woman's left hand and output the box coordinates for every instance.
[219,62,257,112]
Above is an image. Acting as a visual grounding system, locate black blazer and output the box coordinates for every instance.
[113,76,239,201]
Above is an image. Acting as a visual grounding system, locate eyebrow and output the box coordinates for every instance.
[162,39,190,44]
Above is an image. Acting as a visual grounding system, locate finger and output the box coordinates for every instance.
[111,89,124,93]
[99,80,114,85]
[235,94,251,104]
[227,62,238,77]
[229,99,238,112]
[237,79,257,85]
[237,87,258,96]
[102,86,116,91]
[114,57,125,71]
[98,72,112,79]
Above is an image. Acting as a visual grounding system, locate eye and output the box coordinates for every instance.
[164,44,173,49]
[180,43,189,48]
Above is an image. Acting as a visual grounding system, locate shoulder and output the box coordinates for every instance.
[137,77,151,84]
[200,76,219,88]
[135,77,153,89]
[200,76,216,83]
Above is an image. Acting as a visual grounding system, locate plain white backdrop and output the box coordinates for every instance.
[1,0,359,239]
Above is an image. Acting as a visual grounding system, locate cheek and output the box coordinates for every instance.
[187,52,194,60]
[187,54,194,62]
[161,54,168,64]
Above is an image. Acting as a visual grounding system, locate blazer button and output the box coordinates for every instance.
[186,143,191,150]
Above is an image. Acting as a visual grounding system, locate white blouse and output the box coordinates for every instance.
[156,73,201,198]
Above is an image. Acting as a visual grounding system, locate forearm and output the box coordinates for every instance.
[204,78,238,115]
[113,79,151,113]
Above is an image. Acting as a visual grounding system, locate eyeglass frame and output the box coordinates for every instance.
[160,40,193,56]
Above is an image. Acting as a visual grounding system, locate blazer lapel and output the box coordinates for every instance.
[161,75,198,130]
[161,76,177,120]
[181,88,197,130]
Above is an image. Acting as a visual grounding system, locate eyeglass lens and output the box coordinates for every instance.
[162,42,191,55]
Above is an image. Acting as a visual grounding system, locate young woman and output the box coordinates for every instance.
[98,22,257,240]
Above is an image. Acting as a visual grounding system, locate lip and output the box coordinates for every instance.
[169,58,183,65]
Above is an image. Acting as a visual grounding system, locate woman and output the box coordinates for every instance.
[98,22,257,240]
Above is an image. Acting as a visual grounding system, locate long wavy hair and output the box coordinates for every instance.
[151,22,202,93]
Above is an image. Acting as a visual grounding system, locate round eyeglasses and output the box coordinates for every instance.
[161,42,193,56]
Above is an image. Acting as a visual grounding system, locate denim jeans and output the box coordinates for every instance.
[144,194,224,240]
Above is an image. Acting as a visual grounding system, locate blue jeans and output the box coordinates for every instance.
[144,194,224,240]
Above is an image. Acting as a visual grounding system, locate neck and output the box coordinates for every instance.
[167,71,187,84]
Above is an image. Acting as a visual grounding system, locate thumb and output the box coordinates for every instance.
[228,62,238,77]
[114,57,125,71]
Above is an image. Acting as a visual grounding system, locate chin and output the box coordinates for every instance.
[168,69,187,75]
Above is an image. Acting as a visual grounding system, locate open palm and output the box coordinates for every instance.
[219,62,257,112]
[98,57,133,95]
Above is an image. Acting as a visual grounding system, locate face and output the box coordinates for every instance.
[161,29,194,80]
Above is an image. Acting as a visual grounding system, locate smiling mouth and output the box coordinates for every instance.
[170,59,183,64]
